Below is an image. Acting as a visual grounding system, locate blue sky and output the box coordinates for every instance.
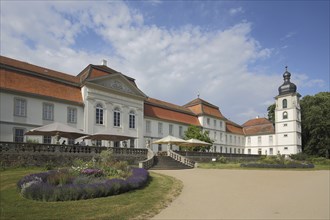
[1,0,329,124]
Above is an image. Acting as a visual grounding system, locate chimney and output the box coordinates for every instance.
[101,59,107,66]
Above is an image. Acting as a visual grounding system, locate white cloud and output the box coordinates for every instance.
[229,7,244,16]
[1,1,321,124]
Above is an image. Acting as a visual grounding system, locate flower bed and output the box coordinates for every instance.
[17,168,149,202]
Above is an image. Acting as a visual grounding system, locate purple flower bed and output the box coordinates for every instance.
[17,168,149,202]
[81,168,104,177]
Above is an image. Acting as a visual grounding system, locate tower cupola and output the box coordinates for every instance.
[278,66,297,95]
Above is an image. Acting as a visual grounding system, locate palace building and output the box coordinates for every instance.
[0,56,302,155]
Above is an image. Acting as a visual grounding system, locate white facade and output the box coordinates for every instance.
[0,56,302,155]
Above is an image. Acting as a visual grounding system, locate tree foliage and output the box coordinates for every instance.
[300,92,330,158]
[267,103,276,124]
[183,125,213,152]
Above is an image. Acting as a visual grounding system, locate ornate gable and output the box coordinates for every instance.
[86,73,146,98]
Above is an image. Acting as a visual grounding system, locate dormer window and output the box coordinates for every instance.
[282,99,287,108]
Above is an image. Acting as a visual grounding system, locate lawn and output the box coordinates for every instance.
[197,162,330,170]
[0,167,183,220]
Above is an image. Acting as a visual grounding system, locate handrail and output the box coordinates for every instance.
[139,148,155,170]
[167,149,195,168]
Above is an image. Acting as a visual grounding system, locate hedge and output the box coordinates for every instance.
[240,163,314,169]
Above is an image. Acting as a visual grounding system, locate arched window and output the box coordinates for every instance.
[129,110,135,129]
[96,104,104,124]
[283,111,288,119]
[114,107,121,127]
[282,99,287,108]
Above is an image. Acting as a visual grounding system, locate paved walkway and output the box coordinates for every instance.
[152,169,330,220]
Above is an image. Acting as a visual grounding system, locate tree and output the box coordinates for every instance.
[300,92,330,158]
[267,103,276,124]
[183,125,214,152]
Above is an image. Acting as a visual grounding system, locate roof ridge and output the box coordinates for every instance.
[145,97,196,115]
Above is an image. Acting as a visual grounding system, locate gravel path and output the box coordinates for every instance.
[152,169,329,220]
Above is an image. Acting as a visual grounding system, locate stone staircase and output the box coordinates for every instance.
[149,155,193,170]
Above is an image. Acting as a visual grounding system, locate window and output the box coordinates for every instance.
[248,149,251,154]
[158,122,163,134]
[67,107,77,124]
[282,99,287,108]
[14,98,26,117]
[238,148,241,154]
[229,135,232,144]
[220,121,223,128]
[179,126,183,137]
[214,119,217,127]
[96,104,104,124]
[43,103,54,121]
[234,136,237,144]
[207,118,210,125]
[214,131,216,140]
[130,138,135,148]
[283,123,287,127]
[248,137,251,146]
[220,133,223,142]
[284,147,288,150]
[269,136,273,145]
[269,148,273,155]
[284,134,288,137]
[43,136,51,144]
[114,141,120,148]
[283,111,288,119]
[129,111,135,129]
[14,128,25,142]
[169,124,173,135]
[220,146,223,153]
[68,139,75,145]
[114,107,121,127]
[258,136,262,146]
[96,140,102,146]
[234,148,236,154]
[258,149,262,155]
[146,120,151,133]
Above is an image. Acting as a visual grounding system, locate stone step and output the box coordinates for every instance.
[149,156,193,170]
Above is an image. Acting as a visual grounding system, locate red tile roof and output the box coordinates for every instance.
[0,56,79,84]
[184,98,226,119]
[242,118,275,135]
[144,98,200,126]
[0,69,83,104]
[226,120,244,135]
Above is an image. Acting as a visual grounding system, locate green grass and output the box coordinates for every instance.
[0,168,183,220]
[197,162,330,170]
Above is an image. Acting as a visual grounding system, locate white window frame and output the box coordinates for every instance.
[146,120,151,133]
[114,107,121,127]
[129,110,135,129]
[96,103,104,125]
[14,128,25,143]
[14,98,27,117]
[43,103,54,121]
[67,107,77,124]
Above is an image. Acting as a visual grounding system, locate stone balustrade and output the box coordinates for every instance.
[167,149,196,168]
[0,141,147,156]
[139,148,155,170]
